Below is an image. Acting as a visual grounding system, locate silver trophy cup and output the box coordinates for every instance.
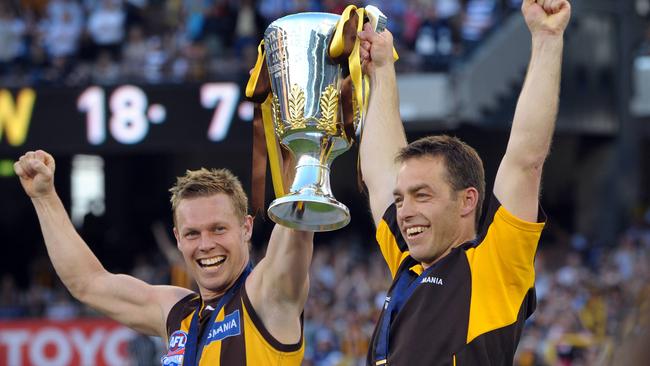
[264,13,359,231]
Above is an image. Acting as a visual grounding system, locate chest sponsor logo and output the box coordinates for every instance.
[207,310,241,344]
[420,276,444,285]
[162,330,187,366]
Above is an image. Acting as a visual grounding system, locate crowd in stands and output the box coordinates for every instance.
[0,0,524,87]
[1,209,649,365]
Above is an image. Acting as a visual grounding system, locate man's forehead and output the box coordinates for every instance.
[401,155,445,168]
[400,156,447,176]
[177,193,233,209]
[395,159,448,194]
[175,194,236,223]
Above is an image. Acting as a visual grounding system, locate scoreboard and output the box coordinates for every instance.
[0,83,254,155]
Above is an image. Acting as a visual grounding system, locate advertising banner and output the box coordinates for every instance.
[0,318,138,366]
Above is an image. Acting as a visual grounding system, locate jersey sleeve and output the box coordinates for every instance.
[464,194,546,343]
[375,203,412,279]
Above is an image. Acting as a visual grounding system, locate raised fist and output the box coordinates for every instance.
[358,22,395,76]
[523,0,571,37]
[14,150,56,198]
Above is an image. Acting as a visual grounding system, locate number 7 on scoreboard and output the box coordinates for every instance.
[201,83,239,142]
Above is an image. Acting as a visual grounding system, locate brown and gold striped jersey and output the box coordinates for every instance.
[164,286,304,366]
[368,195,546,365]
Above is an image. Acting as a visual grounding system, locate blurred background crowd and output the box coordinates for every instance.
[1,0,650,365]
[1,212,649,365]
[0,0,529,86]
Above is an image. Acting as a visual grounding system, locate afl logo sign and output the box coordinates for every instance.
[163,331,188,365]
[168,331,188,351]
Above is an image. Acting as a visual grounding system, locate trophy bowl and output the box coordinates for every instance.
[263,13,357,232]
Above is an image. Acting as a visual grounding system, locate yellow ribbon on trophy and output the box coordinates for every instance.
[329,5,399,126]
[245,40,267,100]
[245,40,289,215]
[260,95,286,198]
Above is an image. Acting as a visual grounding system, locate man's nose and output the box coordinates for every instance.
[198,233,216,251]
[396,197,416,222]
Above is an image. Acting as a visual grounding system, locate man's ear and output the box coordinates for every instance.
[243,215,254,242]
[460,187,479,218]
[173,227,181,248]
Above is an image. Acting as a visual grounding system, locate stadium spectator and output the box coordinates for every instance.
[39,6,83,60]
[461,0,500,54]
[199,0,236,57]
[20,0,48,19]
[46,0,84,30]
[87,0,126,59]
[121,24,148,80]
[142,35,170,83]
[232,0,264,59]
[556,251,588,287]
[90,49,120,84]
[413,0,462,71]
[437,0,464,27]
[178,40,208,82]
[0,274,24,318]
[181,0,207,41]
[45,287,80,320]
[0,3,27,74]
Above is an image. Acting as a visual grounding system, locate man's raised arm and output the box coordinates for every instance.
[245,225,313,344]
[358,24,407,226]
[494,0,571,221]
[14,150,190,337]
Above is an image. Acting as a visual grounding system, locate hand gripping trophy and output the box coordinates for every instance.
[246,5,395,231]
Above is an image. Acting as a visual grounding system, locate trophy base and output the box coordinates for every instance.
[267,193,350,232]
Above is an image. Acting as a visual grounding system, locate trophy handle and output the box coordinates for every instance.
[356,5,396,138]
[364,5,388,33]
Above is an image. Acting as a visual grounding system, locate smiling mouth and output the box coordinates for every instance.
[405,226,429,239]
[197,256,226,268]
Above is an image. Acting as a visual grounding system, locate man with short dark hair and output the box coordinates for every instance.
[357,0,571,364]
[14,151,312,365]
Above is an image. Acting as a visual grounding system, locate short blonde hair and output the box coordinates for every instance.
[169,168,249,225]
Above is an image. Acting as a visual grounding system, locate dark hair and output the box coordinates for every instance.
[395,135,485,227]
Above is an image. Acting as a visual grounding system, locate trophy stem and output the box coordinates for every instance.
[290,157,333,196]
[267,155,350,232]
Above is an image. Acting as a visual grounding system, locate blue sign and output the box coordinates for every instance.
[207,310,241,343]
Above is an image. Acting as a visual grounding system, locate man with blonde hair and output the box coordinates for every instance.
[15,152,312,365]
